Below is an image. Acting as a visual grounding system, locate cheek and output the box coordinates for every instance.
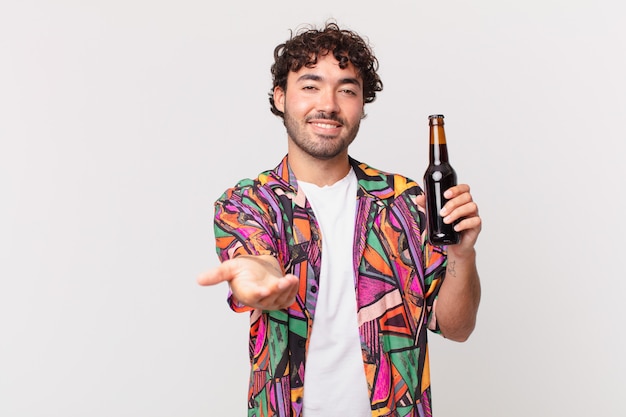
[284,94,312,115]
[344,105,365,123]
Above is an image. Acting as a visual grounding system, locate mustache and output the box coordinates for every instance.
[306,112,345,125]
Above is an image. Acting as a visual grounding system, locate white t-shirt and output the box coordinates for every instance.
[297,169,371,417]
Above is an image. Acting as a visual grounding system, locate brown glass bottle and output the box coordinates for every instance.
[423,114,460,246]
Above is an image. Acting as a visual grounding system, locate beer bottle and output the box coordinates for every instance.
[423,114,460,246]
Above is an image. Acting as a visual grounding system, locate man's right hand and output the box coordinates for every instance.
[197,255,299,310]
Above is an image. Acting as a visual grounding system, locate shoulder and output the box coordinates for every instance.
[215,166,299,216]
[351,158,422,200]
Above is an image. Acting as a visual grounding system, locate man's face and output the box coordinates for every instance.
[273,53,365,161]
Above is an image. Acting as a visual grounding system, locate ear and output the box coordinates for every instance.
[273,86,285,113]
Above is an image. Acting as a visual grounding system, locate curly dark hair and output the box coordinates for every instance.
[268,22,384,118]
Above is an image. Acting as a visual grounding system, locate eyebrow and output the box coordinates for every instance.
[296,74,362,88]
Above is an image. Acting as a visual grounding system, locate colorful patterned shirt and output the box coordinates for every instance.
[214,156,448,417]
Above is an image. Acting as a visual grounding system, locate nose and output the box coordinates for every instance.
[317,88,339,114]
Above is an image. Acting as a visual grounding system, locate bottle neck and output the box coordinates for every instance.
[429,124,449,164]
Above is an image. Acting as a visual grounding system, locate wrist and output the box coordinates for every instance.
[446,246,476,263]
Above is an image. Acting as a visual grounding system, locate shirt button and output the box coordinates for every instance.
[311,286,317,293]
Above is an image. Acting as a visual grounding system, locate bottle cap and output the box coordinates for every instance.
[428,114,445,125]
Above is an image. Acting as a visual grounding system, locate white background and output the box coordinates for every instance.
[1,1,625,416]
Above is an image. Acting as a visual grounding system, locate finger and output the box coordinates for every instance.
[415,192,426,207]
[258,275,299,310]
[454,215,482,232]
[275,274,298,291]
[453,218,482,249]
[276,275,299,307]
[443,184,470,199]
[197,263,231,286]
[441,192,473,218]
[444,203,479,228]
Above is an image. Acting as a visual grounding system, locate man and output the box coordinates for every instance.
[198,22,481,417]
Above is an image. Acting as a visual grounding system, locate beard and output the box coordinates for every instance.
[283,107,361,160]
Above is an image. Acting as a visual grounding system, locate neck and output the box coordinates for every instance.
[288,146,351,187]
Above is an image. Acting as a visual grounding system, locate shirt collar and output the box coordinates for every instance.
[261,155,399,203]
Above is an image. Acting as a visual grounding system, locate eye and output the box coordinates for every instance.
[340,88,357,96]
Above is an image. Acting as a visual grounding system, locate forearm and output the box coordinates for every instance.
[435,249,481,342]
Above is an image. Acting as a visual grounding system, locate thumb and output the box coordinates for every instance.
[416,192,426,208]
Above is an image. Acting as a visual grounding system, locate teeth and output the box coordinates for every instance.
[314,123,337,129]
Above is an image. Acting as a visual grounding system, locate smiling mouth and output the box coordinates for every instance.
[306,112,344,129]
[311,121,340,129]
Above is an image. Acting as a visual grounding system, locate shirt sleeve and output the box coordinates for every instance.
[394,178,448,333]
[423,242,447,333]
[405,180,448,334]
[213,184,279,312]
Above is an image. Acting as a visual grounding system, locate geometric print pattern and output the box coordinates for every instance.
[214,156,448,416]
